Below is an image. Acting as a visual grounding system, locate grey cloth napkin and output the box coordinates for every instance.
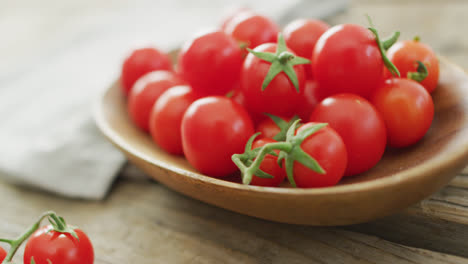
[0,0,348,199]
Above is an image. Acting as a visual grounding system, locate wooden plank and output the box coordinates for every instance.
[0,177,466,264]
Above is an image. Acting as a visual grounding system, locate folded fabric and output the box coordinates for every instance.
[0,0,348,199]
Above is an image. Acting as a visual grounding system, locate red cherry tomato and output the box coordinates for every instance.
[256,115,291,139]
[178,31,243,96]
[386,40,439,93]
[150,85,198,155]
[0,247,6,262]
[220,8,252,31]
[293,123,347,188]
[250,138,286,187]
[310,94,387,176]
[128,71,185,132]
[297,80,320,120]
[24,225,93,264]
[224,12,279,53]
[241,43,306,117]
[181,96,254,177]
[121,47,172,96]
[283,19,330,79]
[372,78,434,147]
[312,24,384,99]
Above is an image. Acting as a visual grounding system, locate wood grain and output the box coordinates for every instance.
[0,176,466,264]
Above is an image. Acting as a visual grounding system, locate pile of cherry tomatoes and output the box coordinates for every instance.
[121,9,439,188]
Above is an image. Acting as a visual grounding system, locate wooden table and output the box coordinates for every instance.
[1,0,468,263]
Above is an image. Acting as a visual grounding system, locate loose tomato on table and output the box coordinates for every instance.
[150,85,199,155]
[121,47,172,96]
[283,19,330,79]
[128,70,185,132]
[224,12,279,54]
[24,225,94,264]
[312,24,400,99]
[310,94,387,176]
[386,38,439,93]
[181,96,254,177]
[240,34,309,117]
[178,31,243,96]
[372,78,434,148]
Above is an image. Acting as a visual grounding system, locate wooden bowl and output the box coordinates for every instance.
[95,58,468,226]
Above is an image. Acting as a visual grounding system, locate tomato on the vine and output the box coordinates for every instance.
[150,85,199,155]
[312,24,398,99]
[292,123,347,188]
[256,115,292,140]
[224,12,279,53]
[250,138,286,187]
[386,39,439,93]
[310,94,387,176]
[178,31,243,96]
[121,47,172,96]
[284,19,330,79]
[372,78,434,147]
[128,71,185,132]
[182,96,254,177]
[241,38,307,117]
[24,225,94,264]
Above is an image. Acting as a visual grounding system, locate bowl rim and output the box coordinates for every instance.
[94,57,468,197]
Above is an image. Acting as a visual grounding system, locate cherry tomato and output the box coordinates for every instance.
[150,85,198,155]
[386,39,439,93]
[220,8,252,31]
[250,138,286,187]
[372,78,434,147]
[284,19,330,79]
[0,247,6,262]
[293,123,347,188]
[256,115,291,139]
[224,12,279,53]
[181,96,254,177]
[121,47,172,96]
[297,80,320,120]
[178,31,243,96]
[128,71,185,132]
[24,225,93,264]
[241,43,306,117]
[312,24,384,99]
[310,94,387,176]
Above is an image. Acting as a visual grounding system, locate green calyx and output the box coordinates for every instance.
[264,113,300,141]
[232,132,291,185]
[231,121,327,186]
[0,211,77,264]
[366,15,401,77]
[407,60,429,82]
[247,33,310,92]
[277,120,326,187]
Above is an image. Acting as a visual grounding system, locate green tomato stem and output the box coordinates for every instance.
[1,211,55,264]
[407,60,429,82]
[247,33,310,93]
